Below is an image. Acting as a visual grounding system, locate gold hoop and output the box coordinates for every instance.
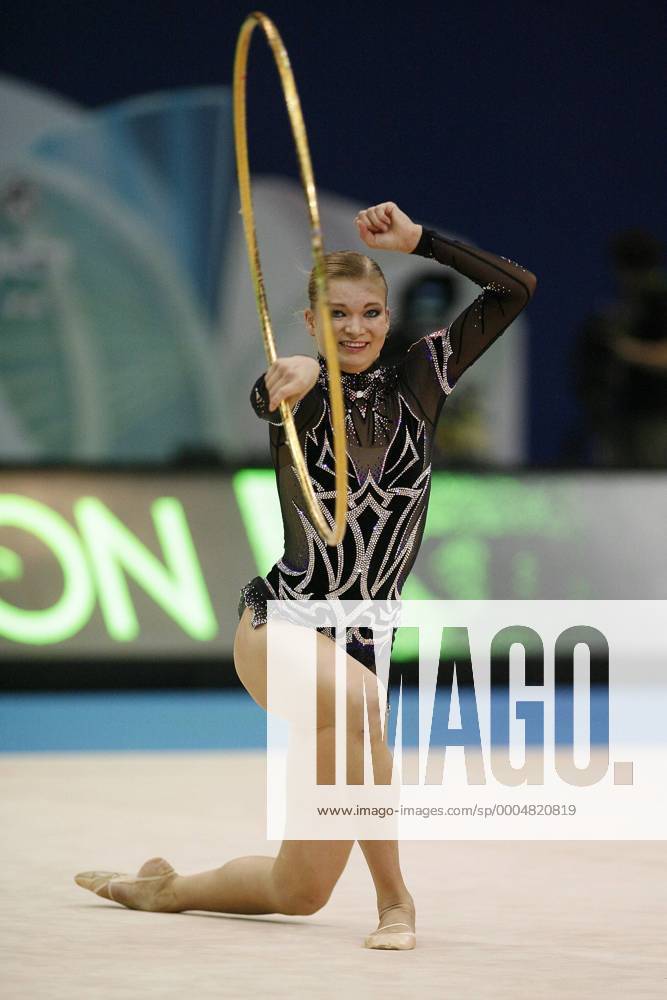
[233,10,347,546]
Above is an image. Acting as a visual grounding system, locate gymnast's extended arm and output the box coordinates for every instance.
[249,355,321,423]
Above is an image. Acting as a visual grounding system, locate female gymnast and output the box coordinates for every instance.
[75,201,536,950]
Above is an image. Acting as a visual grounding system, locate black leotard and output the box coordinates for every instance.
[238,227,536,671]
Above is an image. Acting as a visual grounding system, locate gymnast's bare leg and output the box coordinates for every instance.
[75,608,415,948]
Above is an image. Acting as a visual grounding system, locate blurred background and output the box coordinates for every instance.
[1,0,665,730]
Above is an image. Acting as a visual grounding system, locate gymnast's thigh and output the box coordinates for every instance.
[233,608,387,727]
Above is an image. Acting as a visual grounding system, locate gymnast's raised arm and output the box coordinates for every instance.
[356,201,537,421]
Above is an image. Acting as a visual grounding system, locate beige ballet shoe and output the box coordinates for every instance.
[74,863,176,909]
[364,921,416,950]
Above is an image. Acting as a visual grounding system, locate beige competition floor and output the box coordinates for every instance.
[2,750,666,999]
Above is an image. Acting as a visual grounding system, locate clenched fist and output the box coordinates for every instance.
[354,202,422,253]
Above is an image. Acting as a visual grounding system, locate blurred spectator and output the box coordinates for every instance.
[381,271,456,366]
[573,229,667,467]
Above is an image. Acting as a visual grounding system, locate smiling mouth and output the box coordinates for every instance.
[340,341,368,350]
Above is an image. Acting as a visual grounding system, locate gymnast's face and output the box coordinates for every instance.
[305,278,390,373]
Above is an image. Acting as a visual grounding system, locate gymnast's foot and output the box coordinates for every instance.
[74,856,181,912]
[364,897,416,950]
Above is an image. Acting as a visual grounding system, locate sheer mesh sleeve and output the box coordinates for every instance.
[250,374,283,425]
[401,227,537,424]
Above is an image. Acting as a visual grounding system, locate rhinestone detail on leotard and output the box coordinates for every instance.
[240,226,537,668]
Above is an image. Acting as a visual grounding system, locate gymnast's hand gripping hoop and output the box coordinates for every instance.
[233,10,348,546]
